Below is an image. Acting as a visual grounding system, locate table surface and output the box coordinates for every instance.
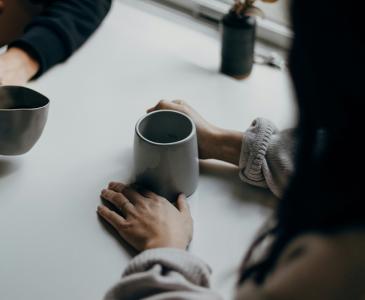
[0,1,296,299]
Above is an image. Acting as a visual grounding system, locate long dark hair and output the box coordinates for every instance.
[240,0,364,283]
[30,0,54,5]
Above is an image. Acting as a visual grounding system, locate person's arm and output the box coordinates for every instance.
[148,100,297,198]
[97,182,223,300]
[2,0,111,83]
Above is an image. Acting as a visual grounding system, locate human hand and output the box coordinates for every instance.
[0,47,39,85]
[147,100,221,160]
[147,100,243,165]
[97,182,193,252]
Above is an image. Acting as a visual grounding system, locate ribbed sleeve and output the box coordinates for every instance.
[104,248,223,300]
[239,118,297,198]
[123,248,212,286]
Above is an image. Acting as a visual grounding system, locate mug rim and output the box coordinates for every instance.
[135,109,196,146]
[0,85,50,111]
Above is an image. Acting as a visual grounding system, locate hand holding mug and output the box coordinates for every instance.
[147,100,219,160]
[148,100,243,166]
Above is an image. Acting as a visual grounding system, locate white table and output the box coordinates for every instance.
[0,1,296,299]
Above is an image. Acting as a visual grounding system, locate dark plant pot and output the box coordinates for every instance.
[220,12,256,79]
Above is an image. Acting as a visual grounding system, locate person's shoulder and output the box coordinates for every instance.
[237,230,365,300]
[302,229,365,279]
[270,230,365,300]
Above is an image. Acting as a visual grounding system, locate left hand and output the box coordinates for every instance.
[97,182,193,252]
[0,47,39,85]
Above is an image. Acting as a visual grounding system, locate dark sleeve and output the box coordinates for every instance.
[9,0,112,78]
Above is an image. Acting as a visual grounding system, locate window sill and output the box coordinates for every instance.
[152,0,293,49]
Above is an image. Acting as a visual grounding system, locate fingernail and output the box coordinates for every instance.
[101,189,107,195]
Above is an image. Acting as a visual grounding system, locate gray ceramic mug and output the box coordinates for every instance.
[134,110,199,201]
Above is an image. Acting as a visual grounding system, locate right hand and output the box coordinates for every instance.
[147,100,220,159]
[98,182,193,252]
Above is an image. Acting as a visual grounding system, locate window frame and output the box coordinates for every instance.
[151,0,293,49]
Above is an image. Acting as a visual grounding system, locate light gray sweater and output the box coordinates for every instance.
[104,118,297,300]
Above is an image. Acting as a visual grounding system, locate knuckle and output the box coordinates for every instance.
[121,186,132,195]
[137,200,148,209]
[158,99,167,108]
[112,193,122,202]
[154,198,165,207]
[119,200,128,209]
[144,191,157,199]
[117,220,132,231]
[109,182,122,190]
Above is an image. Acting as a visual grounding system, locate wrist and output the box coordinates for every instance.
[210,127,243,165]
[145,238,189,251]
[8,47,40,80]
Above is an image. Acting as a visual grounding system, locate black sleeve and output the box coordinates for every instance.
[9,0,112,78]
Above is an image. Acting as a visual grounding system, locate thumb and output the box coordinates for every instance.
[176,194,190,215]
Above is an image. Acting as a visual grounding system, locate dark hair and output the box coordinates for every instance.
[30,0,53,5]
[240,0,364,283]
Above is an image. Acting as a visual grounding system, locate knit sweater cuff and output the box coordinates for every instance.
[239,118,278,186]
[123,248,212,287]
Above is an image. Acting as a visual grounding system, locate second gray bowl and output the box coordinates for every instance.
[0,86,50,156]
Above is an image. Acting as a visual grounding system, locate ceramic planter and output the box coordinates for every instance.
[220,12,256,79]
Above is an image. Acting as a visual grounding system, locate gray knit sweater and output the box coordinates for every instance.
[104,118,297,300]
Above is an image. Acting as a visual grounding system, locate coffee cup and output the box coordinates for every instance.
[134,110,199,201]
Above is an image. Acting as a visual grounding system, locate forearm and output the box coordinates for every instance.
[208,127,243,166]
[206,119,297,198]
[11,0,112,77]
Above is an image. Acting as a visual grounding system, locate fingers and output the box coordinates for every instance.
[106,182,148,206]
[101,189,135,215]
[147,100,184,113]
[121,186,146,206]
[108,181,125,193]
[172,99,186,105]
[176,194,190,216]
[97,205,128,230]
[132,184,159,199]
